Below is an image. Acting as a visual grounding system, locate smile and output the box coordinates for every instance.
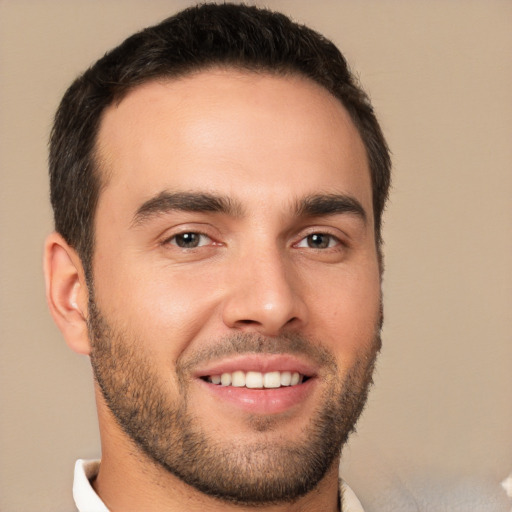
[204,370,306,388]
[193,354,318,413]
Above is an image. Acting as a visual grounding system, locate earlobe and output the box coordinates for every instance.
[44,232,91,355]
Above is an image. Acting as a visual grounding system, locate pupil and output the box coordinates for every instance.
[308,234,328,249]
[177,233,199,248]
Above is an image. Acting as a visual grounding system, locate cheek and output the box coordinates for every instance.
[92,257,223,361]
[306,265,381,360]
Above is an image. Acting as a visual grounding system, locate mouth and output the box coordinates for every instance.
[193,355,317,415]
[201,370,309,388]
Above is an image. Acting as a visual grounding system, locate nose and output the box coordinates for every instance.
[221,246,308,336]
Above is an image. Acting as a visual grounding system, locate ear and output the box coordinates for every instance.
[44,232,91,355]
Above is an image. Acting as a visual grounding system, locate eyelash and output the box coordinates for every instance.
[294,233,342,250]
[165,232,214,249]
[163,231,344,251]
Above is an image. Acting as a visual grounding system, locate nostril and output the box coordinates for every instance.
[234,316,299,332]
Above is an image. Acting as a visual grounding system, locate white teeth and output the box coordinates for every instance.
[208,370,305,388]
[231,371,246,387]
[263,371,281,388]
[280,371,292,386]
[246,371,263,388]
[220,373,232,386]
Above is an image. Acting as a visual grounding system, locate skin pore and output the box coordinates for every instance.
[48,69,382,511]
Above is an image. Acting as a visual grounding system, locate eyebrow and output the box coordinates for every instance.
[131,191,243,226]
[131,190,367,227]
[294,194,367,224]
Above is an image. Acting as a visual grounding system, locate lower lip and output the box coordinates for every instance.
[197,378,316,415]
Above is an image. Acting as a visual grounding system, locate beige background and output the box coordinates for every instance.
[1,1,511,511]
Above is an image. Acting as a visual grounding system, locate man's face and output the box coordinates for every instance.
[89,70,381,504]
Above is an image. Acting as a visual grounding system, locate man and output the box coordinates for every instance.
[44,3,390,511]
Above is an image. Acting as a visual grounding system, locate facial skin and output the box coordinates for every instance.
[46,69,382,512]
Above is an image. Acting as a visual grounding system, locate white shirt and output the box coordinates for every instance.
[73,459,365,512]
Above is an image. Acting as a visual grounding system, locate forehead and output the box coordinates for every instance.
[95,69,372,219]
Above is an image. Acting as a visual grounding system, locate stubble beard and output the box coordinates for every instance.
[88,296,380,506]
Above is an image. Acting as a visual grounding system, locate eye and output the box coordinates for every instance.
[296,233,340,249]
[168,232,212,249]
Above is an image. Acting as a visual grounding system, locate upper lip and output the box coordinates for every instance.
[192,354,318,379]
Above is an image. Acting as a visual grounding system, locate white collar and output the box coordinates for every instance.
[73,460,108,512]
[73,459,364,512]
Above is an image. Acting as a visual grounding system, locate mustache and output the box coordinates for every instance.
[177,332,338,374]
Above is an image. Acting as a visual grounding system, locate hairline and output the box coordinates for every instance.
[87,63,378,279]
